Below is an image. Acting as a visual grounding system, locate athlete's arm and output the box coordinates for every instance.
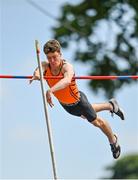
[50,63,74,93]
[29,61,48,84]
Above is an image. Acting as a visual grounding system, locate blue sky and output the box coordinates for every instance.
[0,0,138,179]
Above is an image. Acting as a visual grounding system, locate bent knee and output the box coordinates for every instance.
[92,117,105,127]
[87,113,97,123]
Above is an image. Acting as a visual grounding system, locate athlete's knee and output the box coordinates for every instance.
[87,113,97,123]
[92,117,105,128]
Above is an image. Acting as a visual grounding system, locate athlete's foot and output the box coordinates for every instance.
[109,98,125,120]
[110,134,121,159]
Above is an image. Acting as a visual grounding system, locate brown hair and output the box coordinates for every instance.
[43,39,61,54]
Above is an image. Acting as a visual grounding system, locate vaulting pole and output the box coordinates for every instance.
[35,40,58,180]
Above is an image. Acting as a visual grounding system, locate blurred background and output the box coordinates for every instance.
[0,0,138,179]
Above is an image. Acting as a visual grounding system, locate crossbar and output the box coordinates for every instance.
[0,75,138,80]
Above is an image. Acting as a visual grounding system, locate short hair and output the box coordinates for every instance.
[43,39,61,54]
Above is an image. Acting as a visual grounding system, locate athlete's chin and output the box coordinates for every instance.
[50,63,59,68]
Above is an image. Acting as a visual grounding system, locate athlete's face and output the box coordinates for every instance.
[47,51,61,68]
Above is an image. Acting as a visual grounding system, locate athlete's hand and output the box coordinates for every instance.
[46,89,54,107]
[29,71,40,84]
[29,76,40,84]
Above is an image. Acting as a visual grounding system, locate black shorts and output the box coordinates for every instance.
[60,91,97,122]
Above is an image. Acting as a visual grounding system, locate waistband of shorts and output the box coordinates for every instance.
[60,92,81,106]
[60,99,80,107]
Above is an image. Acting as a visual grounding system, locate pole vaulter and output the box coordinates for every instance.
[0,39,138,179]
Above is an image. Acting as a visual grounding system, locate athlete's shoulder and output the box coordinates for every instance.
[62,59,73,68]
[42,61,49,70]
[62,60,74,74]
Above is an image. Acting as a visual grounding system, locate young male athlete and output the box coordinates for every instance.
[30,39,125,159]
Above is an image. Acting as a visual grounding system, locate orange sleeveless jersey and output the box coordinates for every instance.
[44,61,80,104]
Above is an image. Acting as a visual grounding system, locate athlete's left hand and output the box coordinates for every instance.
[46,89,54,107]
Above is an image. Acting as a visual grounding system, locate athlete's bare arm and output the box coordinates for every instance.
[50,63,74,93]
[29,61,49,84]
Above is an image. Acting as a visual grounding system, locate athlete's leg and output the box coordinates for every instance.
[92,99,125,120]
[92,102,112,113]
[91,116,115,144]
[91,116,121,159]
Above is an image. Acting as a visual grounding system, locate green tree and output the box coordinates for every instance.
[103,154,138,179]
[52,0,138,98]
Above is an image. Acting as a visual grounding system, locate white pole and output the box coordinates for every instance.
[35,40,58,180]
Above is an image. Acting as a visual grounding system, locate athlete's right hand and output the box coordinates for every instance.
[29,72,40,84]
[46,89,54,107]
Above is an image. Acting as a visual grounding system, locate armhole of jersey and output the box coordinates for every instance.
[58,60,66,75]
[61,60,75,78]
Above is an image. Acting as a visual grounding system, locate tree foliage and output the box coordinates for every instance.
[52,0,138,98]
[103,154,138,179]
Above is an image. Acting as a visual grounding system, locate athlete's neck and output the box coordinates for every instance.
[50,60,63,75]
